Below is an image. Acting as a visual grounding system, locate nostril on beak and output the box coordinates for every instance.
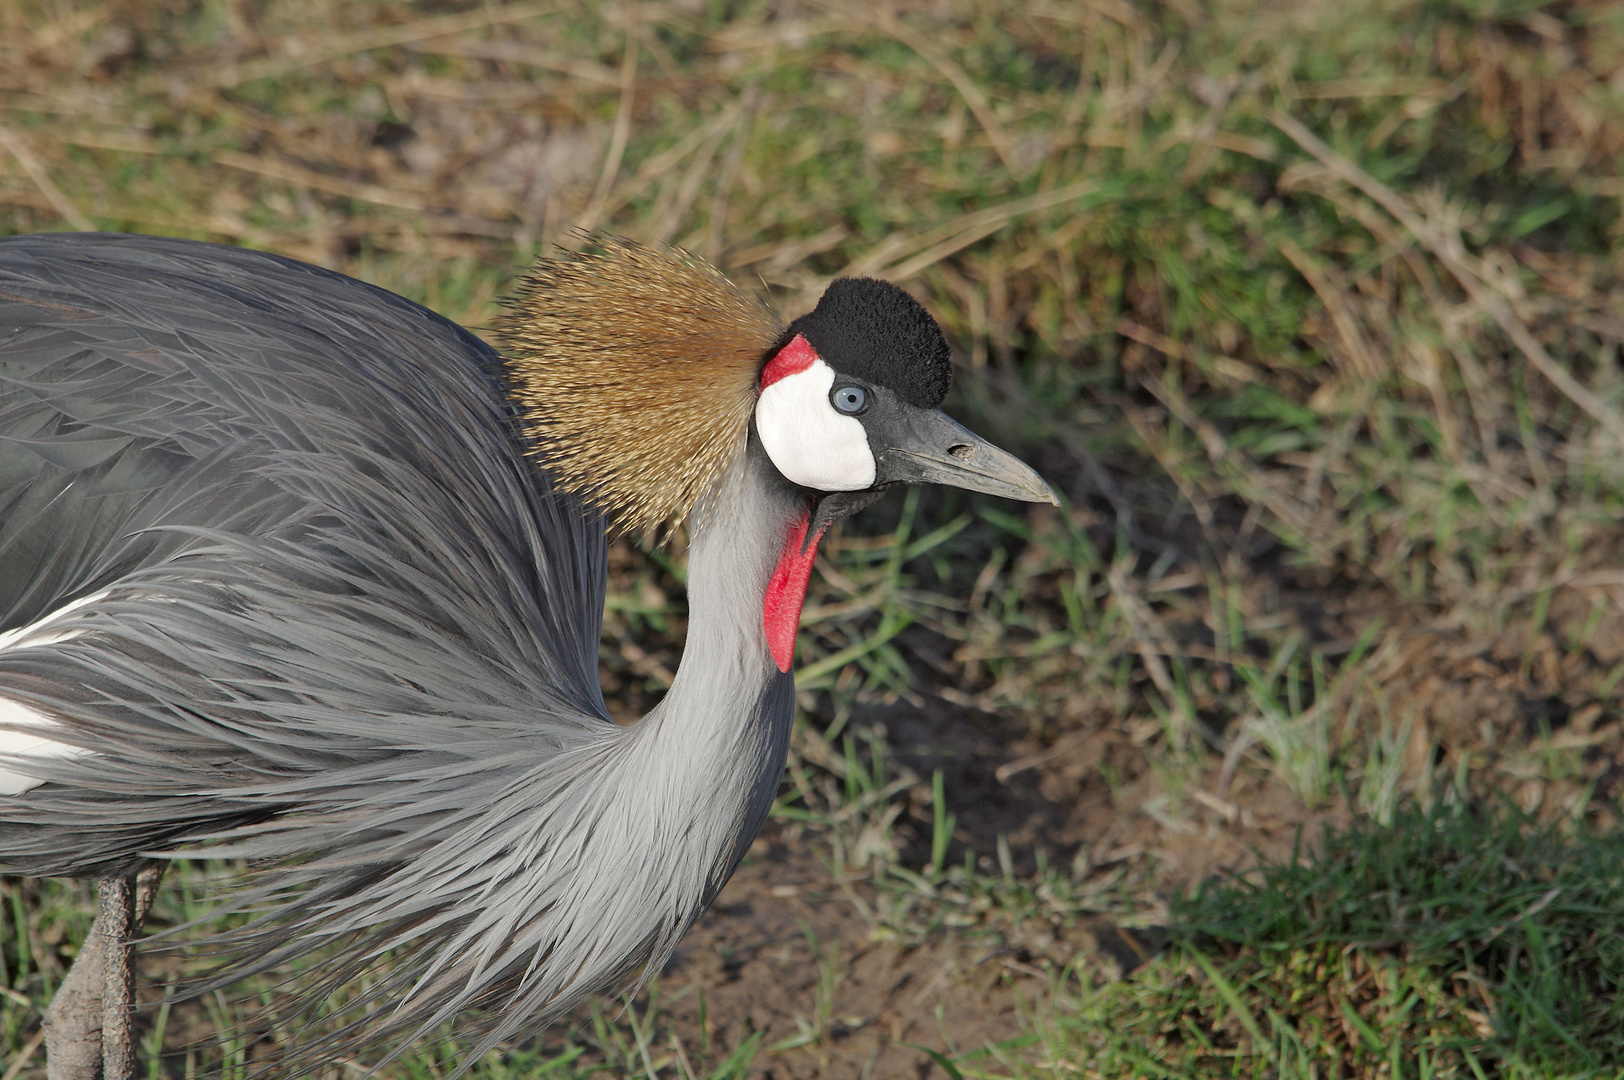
[947,444,974,459]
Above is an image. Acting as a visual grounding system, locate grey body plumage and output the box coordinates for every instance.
[0,232,1052,1075]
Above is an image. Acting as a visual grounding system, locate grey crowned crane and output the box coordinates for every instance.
[0,232,1055,1078]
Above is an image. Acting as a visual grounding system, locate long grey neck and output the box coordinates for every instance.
[622,435,803,890]
[643,434,802,729]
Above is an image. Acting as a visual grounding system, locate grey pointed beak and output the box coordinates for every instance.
[872,407,1058,505]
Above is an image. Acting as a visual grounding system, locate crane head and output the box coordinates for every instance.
[753,277,1056,671]
[756,277,1057,513]
[498,238,1053,547]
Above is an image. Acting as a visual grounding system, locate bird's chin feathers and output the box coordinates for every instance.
[498,236,782,538]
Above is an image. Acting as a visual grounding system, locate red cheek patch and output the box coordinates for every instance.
[759,333,818,390]
[763,503,827,673]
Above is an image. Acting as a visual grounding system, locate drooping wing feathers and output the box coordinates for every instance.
[0,233,720,1069]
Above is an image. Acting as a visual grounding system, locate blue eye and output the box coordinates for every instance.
[831,386,867,414]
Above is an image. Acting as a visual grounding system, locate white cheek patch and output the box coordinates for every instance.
[756,358,876,491]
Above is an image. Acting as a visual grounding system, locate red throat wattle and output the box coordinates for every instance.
[763,504,826,673]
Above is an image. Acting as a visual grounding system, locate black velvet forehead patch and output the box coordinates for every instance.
[782,278,951,408]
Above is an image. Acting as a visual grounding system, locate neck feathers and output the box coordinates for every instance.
[497,238,782,536]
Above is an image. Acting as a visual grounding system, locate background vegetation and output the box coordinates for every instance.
[4,0,1624,1076]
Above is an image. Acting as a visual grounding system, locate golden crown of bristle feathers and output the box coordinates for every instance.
[497,236,783,535]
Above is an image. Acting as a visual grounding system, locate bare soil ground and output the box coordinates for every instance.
[656,837,1052,1079]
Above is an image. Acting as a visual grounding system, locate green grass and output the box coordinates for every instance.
[1006,804,1624,1079]
[6,0,1624,1074]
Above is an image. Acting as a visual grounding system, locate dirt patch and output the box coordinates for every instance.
[616,830,1153,1080]
[649,837,1048,1079]
[848,690,1351,889]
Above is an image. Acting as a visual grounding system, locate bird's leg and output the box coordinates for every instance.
[98,876,136,1080]
[43,894,111,1080]
[102,865,164,1080]
[42,866,164,1080]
